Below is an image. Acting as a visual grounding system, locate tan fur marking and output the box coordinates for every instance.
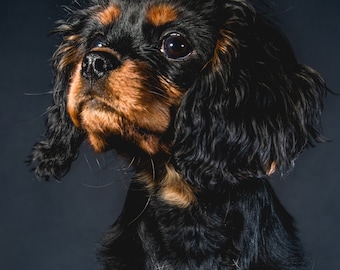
[66,57,181,155]
[88,133,107,152]
[159,76,183,106]
[267,162,276,175]
[146,4,178,26]
[211,28,239,70]
[97,5,121,25]
[137,170,156,190]
[65,35,80,41]
[106,60,171,133]
[159,164,196,208]
[137,165,196,208]
[67,62,83,127]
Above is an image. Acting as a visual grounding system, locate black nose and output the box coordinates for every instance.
[81,51,120,81]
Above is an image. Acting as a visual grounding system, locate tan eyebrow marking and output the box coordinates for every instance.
[146,4,178,27]
[97,5,121,25]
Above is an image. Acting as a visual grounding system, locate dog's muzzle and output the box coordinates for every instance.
[81,51,121,81]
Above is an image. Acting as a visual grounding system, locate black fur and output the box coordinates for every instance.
[29,76,85,180]
[28,0,327,269]
[100,179,308,269]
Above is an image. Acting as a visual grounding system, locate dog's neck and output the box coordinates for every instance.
[137,163,197,208]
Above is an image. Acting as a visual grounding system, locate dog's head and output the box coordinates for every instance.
[29,0,326,190]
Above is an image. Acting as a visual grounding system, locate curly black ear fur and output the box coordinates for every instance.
[173,1,327,190]
[28,6,87,180]
[28,77,85,180]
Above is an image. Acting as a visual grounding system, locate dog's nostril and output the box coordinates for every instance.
[82,51,120,81]
[94,58,107,73]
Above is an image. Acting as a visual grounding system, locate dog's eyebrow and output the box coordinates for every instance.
[146,4,178,27]
[96,5,121,25]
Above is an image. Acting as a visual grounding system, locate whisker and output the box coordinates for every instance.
[223,198,231,224]
[128,195,151,226]
[125,156,136,170]
[150,158,156,181]
[37,106,56,118]
[143,82,168,99]
[81,181,116,189]
[281,4,296,15]
[20,106,56,122]
[83,153,92,170]
[24,91,54,96]
[95,158,102,170]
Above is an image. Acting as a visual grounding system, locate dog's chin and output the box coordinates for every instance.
[76,100,167,155]
[86,127,164,155]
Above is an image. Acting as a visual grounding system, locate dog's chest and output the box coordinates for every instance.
[135,199,241,269]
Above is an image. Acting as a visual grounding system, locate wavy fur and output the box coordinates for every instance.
[28,0,327,268]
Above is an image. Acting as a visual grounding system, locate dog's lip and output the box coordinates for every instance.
[80,95,116,113]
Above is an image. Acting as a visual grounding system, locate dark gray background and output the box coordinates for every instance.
[0,0,339,269]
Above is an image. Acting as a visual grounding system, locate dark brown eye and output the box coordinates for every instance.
[90,35,105,49]
[161,33,193,60]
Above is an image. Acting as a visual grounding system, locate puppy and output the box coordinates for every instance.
[29,0,327,269]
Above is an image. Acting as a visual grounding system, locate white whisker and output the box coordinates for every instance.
[24,91,53,96]
[81,181,116,189]
[95,158,102,170]
[150,158,156,181]
[128,195,151,226]
[83,153,92,170]
[125,156,136,169]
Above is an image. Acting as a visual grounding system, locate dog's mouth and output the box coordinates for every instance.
[77,95,170,154]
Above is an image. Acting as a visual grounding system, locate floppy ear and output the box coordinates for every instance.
[173,3,327,190]
[28,13,86,180]
[28,82,85,180]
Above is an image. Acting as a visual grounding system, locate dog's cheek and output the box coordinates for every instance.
[104,60,184,135]
[67,62,83,128]
[106,63,172,134]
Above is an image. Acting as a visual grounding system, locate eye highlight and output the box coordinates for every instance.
[90,35,106,49]
[161,32,193,60]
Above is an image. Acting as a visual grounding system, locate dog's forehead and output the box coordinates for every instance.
[95,0,211,27]
[95,1,179,26]
[90,0,218,59]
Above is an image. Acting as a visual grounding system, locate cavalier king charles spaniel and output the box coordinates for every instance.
[29,0,327,269]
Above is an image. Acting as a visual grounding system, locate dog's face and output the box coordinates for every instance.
[64,1,218,154]
[30,0,326,188]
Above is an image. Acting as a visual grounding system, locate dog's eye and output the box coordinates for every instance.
[161,33,193,60]
[90,35,105,49]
